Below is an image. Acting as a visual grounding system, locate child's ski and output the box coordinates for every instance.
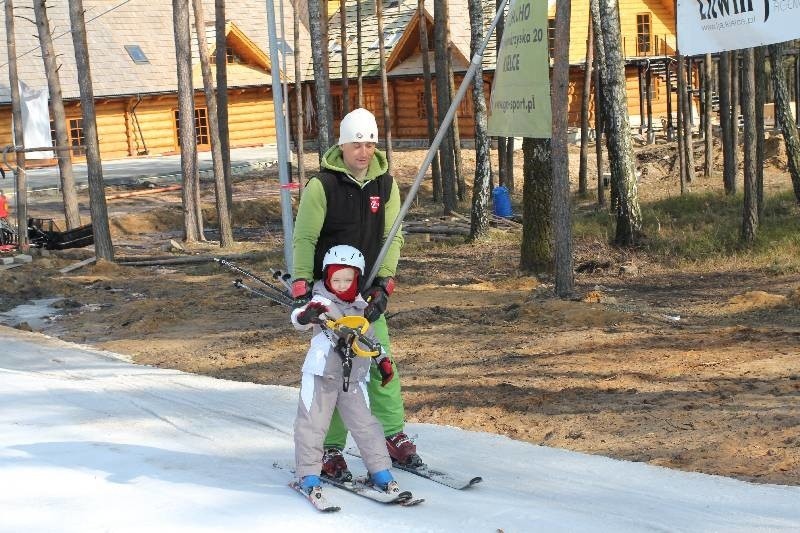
[288,481,341,512]
[346,447,482,490]
[274,461,423,507]
[321,474,425,506]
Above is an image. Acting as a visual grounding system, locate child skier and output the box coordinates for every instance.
[291,244,398,497]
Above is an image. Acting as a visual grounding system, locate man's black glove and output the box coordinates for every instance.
[291,279,312,307]
[297,301,328,325]
[362,276,395,323]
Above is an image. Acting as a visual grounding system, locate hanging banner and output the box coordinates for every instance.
[18,81,54,160]
[677,0,800,55]
[487,0,551,138]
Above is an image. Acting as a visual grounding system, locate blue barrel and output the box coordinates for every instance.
[492,186,513,218]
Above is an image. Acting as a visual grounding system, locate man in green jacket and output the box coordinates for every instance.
[291,108,420,481]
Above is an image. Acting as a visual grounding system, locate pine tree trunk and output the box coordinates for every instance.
[418,0,441,201]
[68,0,114,260]
[447,42,465,200]
[215,0,233,208]
[467,0,490,240]
[741,48,758,243]
[376,0,393,166]
[590,0,607,208]
[308,0,333,156]
[495,0,506,190]
[505,136,514,193]
[340,0,350,116]
[357,0,363,105]
[193,0,233,247]
[768,42,800,203]
[578,18,594,197]
[173,0,200,242]
[33,0,81,229]
[704,53,713,177]
[552,0,574,297]
[681,56,695,183]
[754,46,766,217]
[677,77,687,194]
[719,51,736,194]
[730,52,739,192]
[520,138,552,272]
[597,0,642,246]
[293,3,306,187]
[434,0,456,214]
[5,0,29,250]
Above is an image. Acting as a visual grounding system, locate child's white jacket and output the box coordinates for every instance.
[290,280,377,382]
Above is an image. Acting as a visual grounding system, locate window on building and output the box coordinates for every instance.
[547,19,556,60]
[369,31,402,50]
[637,13,652,56]
[332,95,344,120]
[458,92,472,119]
[363,94,379,116]
[69,119,86,156]
[50,119,86,157]
[174,108,210,147]
[124,44,149,64]
[416,91,426,119]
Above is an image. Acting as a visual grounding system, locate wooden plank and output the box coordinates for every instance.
[59,257,97,274]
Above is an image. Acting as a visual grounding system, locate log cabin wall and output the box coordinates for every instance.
[0,86,275,166]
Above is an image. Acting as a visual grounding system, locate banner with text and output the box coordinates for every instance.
[487,0,551,138]
[677,0,800,55]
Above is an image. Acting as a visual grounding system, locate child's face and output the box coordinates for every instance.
[329,267,356,293]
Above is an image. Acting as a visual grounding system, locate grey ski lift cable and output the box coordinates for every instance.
[365,0,509,286]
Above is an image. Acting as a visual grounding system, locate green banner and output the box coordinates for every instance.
[487,0,551,138]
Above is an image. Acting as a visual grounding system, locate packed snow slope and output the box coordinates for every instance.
[1,326,799,533]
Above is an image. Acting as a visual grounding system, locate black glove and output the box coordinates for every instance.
[375,357,394,387]
[297,301,328,325]
[291,279,312,307]
[363,277,395,322]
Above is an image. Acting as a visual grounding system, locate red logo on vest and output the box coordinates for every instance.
[369,196,381,213]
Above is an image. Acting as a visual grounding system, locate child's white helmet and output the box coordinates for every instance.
[322,245,365,275]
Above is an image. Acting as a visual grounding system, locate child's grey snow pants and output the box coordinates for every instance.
[294,372,391,479]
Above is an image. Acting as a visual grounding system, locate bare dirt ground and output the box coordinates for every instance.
[2,140,799,486]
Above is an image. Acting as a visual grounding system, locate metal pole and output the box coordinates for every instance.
[366,0,509,286]
[265,0,294,273]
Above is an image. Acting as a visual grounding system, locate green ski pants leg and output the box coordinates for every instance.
[324,314,405,450]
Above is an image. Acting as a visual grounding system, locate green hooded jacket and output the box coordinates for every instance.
[292,145,404,282]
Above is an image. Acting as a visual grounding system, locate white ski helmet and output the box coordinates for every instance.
[322,244,365,275]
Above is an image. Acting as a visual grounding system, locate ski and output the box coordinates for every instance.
[274,461,424,507]
[346,447,482,490]
[392,462,482,490]
[289,481,341,513]
[321,474,425,506]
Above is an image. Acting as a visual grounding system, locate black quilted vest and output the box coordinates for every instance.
[313,169,394,287]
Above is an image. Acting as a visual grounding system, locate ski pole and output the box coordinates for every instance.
[364,0,509,287]
[233,279,294,307]
[214,258,292,301]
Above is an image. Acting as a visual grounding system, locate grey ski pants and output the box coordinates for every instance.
[294,372,391,479]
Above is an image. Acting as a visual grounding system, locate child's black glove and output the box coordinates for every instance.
[363,277,395,322]
[375,357,394,387]
[297,301,328,325]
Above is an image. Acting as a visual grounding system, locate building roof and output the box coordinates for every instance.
[0,0,310,104]
[322,0,499,80]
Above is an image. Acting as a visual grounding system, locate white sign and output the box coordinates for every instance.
[677,0,800,55]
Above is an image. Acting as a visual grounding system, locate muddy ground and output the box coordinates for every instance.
[2,139,799,486]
